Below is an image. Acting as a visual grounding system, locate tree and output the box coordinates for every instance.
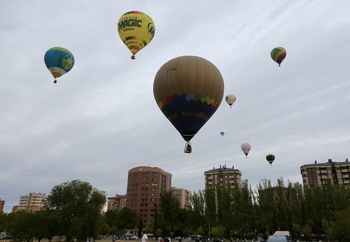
[6,211,34,242]
[117,207,135,229]
[104,210,119,228]
[326,206,350,241]
[0,212,8,234]
[190,191,206,233]
[31,210,57,242]
[99,222,110,235]
[159,191,180,236]
[45,179,106,242]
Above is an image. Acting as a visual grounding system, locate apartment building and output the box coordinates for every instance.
[107,194,127,211]
[171,187,192,209]
[14,192,47,212]
[126,166,172,227]
[300,158,350,188]
[204,164,242,189]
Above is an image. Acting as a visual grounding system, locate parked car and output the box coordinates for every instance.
[266,235,288,242]
[188,235,204,242]
[210,237,222,242]
[173,236,182,242]
[252,235,266,242]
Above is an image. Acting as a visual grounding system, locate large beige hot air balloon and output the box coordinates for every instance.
[153,56,224,153]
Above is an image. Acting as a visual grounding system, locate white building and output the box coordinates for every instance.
[16,192,47,211]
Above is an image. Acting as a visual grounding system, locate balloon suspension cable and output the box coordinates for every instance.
[131,55,135,60]
[53,79,57,84]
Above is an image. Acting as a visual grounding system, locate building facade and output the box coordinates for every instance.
[204,164,242,189]
[0,199,4,213]
[300,159,350,188]
[14,192,47,212]
[107,194,127,211]
[126,166,172,227]
[171,187,192,209]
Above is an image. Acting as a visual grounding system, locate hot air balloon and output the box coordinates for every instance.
[153,56,224,154]
[241,143,251,158]
[266,154,275,165]
[117,11,155,60]
[225,94,236,108]
[271,47,286,66]
[220,132,225,136]
[44,47,75,83]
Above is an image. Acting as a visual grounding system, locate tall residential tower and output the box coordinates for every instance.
[126,166,172,227]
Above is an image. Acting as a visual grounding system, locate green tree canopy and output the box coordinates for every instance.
[45,180,106,242]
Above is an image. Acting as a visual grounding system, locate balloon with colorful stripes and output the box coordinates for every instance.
[153,56,224,153]
[270,47,286,66]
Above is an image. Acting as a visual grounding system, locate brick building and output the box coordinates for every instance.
[0,199,4,213]
[171,187,192,209]
[107,194,126,211]
[126,166,172,227]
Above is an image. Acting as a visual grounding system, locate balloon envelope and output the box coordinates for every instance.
[266,154,275,165]
[270,47,286,66]
[225,94,236,107]
[117,11,155,59]
[44,47,74,80]
[220,132,225,136]
[153,56,224,142]
[241,143,251,157]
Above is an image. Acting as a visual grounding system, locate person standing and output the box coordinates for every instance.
[142,229,148,242]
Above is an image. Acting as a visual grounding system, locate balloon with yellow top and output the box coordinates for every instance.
[117,11,155,60]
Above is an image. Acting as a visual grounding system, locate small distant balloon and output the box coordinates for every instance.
[266,154,275,165]
[117,11,155,60]
[44,47,75,84]
[220,132,225,136]
[241,143,251,158]
[270,47,286,66]
[225,94,236,108]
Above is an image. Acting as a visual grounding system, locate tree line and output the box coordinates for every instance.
[144,178,350,242]
[1,179,350,242]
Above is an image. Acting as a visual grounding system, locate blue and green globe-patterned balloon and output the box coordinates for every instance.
[44,47,74,82]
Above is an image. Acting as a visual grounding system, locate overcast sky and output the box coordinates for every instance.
[1,1,350,213]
